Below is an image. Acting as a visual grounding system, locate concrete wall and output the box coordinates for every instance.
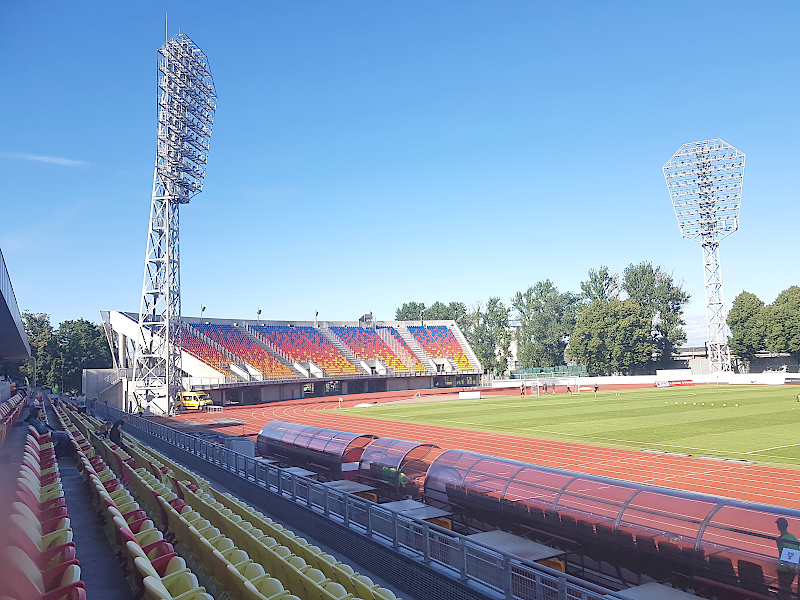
[387,376,434,392]
[258,383,302,403]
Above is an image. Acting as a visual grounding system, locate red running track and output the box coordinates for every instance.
[160,388,800,510]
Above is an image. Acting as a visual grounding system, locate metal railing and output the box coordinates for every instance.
[108,406,627,600]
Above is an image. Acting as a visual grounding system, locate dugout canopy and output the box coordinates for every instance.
[425,449,800,577]
[256,420,376,479]
[358,438,439,498]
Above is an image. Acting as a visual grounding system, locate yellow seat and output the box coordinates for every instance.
[373,588,398,600]
[10,513,73,550]
[5,546,82,598]
[142,575,212,600]
[245,575,293,600]
[211,547,249,595]
[352,574,379,598]
[134,556,193,588]
[17,476,62,499]
[238,527,267,558]
[13,502,70,534]
[226,561,268,600]
[323,582,353,599]
[113,516,163,547]
[127,541,189,578]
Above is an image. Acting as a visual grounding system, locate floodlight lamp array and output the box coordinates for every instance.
[662,138,745,244]
[157,33,217,203]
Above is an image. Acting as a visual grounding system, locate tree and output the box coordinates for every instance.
[622,262,690,363]
[463,297,511,374]
[568,300,652,374]
[512,280,580,368]
[48,319,112,394]
[425,301,467,328]
[764,286,800,360]
[19,312,58,386]
[395,301,468,329]
[580,266,621,304]
[727,291,766,365]
[395,302,427,321]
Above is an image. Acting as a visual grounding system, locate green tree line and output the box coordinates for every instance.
[727,287,800,367]
[397,261,694,376]
[1,312,112,394]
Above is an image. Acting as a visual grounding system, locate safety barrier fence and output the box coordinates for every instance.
[106,406,627,600]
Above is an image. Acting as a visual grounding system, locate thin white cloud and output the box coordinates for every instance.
[0,152,88,167]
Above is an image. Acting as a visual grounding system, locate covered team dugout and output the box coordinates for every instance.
[425,449,800,595]
[256,420,376,479]
[358,438,439,499]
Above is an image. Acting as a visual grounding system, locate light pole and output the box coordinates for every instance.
[257,308,261,324]
[200,305,206,319]
[663,138,744,372]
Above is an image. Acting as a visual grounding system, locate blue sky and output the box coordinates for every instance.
[1,2,797,346]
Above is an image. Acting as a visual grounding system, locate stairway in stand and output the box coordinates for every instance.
[317,324,369,374]
[238,325,303,377]
[396,325,437,373]
[448,323,482,371]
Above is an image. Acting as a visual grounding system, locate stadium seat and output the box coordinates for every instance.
[253,325,361,376]
[142,575,212,600]
[4,545,84,600]
[408,325,473,369]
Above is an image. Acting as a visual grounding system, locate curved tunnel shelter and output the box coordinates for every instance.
[425,448,800,595]
[256,420,376,479]
[358,438,438,499]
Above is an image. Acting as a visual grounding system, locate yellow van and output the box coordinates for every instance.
[178,391,213,411]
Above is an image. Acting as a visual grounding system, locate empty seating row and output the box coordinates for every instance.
[1,390,28,446]
[186,483,400,600]
[194,324,298,379]
[378,327,426,372]
[331,327,412,373]
[68,404,407,600]
[60,405,212,600]
[253,326,360,376]
[5,417,86,600]
[181,325,237,376]
[408,325,473,370]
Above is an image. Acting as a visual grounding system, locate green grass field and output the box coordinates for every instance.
[336,385,800,469]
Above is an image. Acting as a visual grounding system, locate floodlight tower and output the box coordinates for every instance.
[132,33,217,414]
[663,139,745,373]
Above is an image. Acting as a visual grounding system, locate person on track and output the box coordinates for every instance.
[776,518,799,598]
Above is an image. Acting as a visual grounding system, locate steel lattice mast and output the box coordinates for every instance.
[132,33,217,414]
[663,138,744,373]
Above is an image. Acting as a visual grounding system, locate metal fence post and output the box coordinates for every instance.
[459,536,468,581]
[423,522,431,563]
[392,511,398,548]
[502,555,513,599]
[558,576,567,600]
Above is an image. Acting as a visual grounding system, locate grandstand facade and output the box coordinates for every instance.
[90,311,481,413]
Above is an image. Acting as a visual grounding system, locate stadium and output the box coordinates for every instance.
[87,311,482,411]
[2,6,800,600]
